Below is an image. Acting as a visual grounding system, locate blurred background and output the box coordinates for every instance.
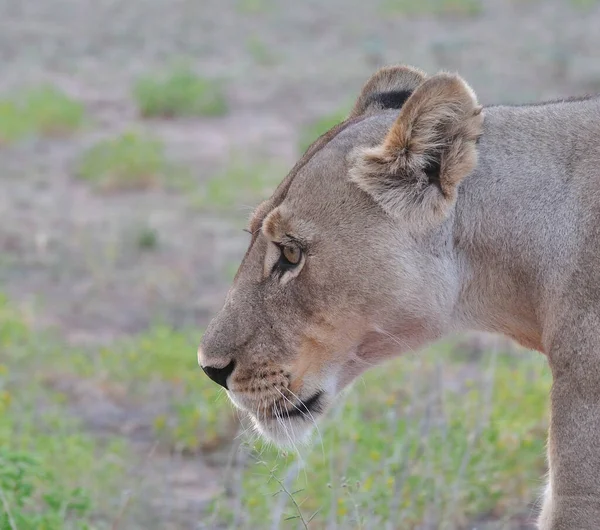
[1,0,597,528]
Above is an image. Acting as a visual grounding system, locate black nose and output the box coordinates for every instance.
[201,360,235,390]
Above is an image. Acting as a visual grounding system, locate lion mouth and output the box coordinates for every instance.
[245,390,327,445]
[281,390,324,419]
[257,390,324,422]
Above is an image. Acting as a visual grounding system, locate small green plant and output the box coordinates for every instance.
[93,326,234,453]
[22,87,85,136]
[0,86,84,144]
[382,0,483,16]
[134,67,228,118]
[76,132,172,191]
[198,157,284,209]
[570,0,600,9]
[0,450,91,530]
[0,295,131,527]
[298,109,349,154]
[136,225,159,250]
[0,101,30,145]
[247,36,278,66]
[236,0,271,13]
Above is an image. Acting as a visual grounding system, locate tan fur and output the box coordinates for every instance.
[351,74,483,224]
[200,65,600,529]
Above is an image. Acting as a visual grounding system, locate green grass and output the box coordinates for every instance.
[133,67,228,118]
[570,0,600,9]
[298,109,349,154]
[129,222,160,251]
[76,131,189,192]
[246,36,279,66]
[0,449,92,530]
[89,327,234,454]
[235,0,272,14]
[196,156,285,209]
[225,347,549,528]
[0,86,85,144]
[382,0,483,16]
[0,290,551,528]
[0,296,129,529]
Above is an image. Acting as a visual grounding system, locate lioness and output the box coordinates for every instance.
[199,65,600,529]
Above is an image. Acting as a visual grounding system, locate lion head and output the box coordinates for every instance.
[198,65,483,445]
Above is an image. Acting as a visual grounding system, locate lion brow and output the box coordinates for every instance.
[246,114,369,238]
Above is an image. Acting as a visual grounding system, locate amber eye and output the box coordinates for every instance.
[272,243,303,277]
[282,245,302,265]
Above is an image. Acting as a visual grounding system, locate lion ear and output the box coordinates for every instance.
[350,72,483,223]
[350,65,427,118]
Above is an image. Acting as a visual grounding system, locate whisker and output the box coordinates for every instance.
[282,386,325,459]
[276,399,304,463]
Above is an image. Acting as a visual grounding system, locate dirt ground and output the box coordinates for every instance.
[3,0,600,343]
[1,0,598,528]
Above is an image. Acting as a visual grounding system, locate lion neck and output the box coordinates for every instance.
[447,102,592,353]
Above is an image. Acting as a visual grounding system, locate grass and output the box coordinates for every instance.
[136,226,159,251]
[298,108,349,154]
[570,0,600,9]
[0,86,85,144]
[133,67,228,118]
[196,156,285,209]
[235,0,272,14]
[89,326,235,454]
[76,131,189,192]
[0,287,552,528]
[0,449,92,530]
[226,347,549,528]
[246,36,279,66]
[0,296,129,529]
[382,0,483,16]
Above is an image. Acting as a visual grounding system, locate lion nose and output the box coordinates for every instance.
[200,360,236,390]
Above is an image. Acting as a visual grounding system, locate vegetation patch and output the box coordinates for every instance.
[0,295,128,529]
[382,0,483,17]
[298,108,349,154]
[76,131,187,192]
[235,0,272,14]
[222,347,550,528]
[136,225,159,251]
[0,450,91,530]
[246,36,279,66]
[91,326,234,454]
[197,156,285,209]
[570,0,600,9]
[0,290,550,527]
[0,86,85,145]
[133,67,228,118]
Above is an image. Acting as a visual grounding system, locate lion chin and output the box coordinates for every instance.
[239,389,329,447]
[250,413,317,447]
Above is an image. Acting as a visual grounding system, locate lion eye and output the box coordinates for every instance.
[281,245,302,266]
[272,242,304,277]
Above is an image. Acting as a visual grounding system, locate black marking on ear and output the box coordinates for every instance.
[366,89,413,111]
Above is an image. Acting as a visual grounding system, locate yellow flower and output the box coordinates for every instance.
[153,415,166,430]
[1,391,11,407]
